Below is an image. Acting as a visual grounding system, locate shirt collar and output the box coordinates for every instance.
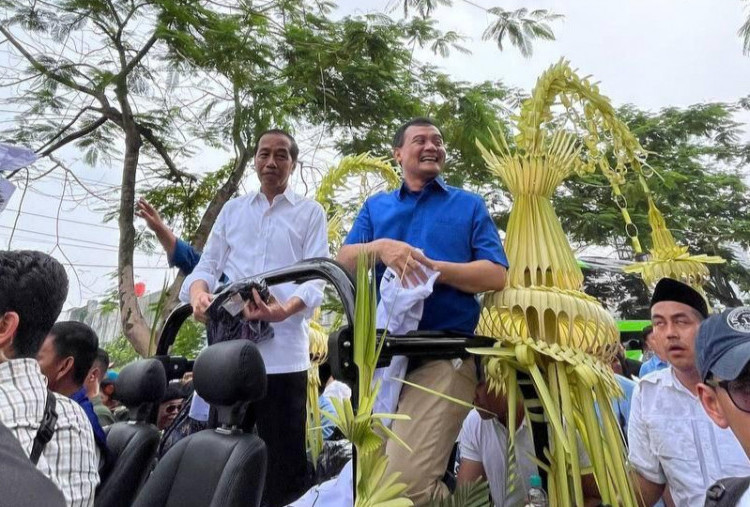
[250,186,299,206]
[396,177,448,200]
[662,367,698,399]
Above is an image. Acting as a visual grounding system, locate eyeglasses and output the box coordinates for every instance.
[706,378,750,413]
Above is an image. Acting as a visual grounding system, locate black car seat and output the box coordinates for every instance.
[95,359,166,507]
[133,339,268,507]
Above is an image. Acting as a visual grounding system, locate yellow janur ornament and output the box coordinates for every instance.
[474,59,642,507]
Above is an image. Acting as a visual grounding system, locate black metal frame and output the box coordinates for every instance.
[155,257,552,497]
[156,257,356,355]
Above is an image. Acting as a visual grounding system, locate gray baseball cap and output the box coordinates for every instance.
[696,306,750,382]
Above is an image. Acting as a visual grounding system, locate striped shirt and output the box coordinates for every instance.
[0,359,99,506]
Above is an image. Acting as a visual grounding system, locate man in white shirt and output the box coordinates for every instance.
[181,129,328,507]
[457,364,600,506]
[0,250,99,507]
[696,307,750,506]
[628,279,750,507]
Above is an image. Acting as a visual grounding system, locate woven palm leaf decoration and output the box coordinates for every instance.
[622,192,724,296]
[315,153,401,246]
[474,60,641,507]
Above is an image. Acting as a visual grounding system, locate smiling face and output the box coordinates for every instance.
[157,398,184,430]
[393,124,446,184]
[651,301,703,374]
[254,133,296,199]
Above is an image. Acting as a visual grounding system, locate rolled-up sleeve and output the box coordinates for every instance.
[627,382,665,484]
[290,203,329,315]
[179,207,230,303]
[170,238,202,276]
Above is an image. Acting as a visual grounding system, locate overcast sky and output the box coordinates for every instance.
[2,0,749,311]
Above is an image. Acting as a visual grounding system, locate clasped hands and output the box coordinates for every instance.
[191,289,291,324]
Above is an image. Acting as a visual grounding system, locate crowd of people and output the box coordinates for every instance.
[2,118,750,507]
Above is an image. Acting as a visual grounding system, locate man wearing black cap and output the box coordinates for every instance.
[628,278,750,507]
[696,307,750,505]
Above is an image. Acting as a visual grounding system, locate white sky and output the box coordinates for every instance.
[2,0,749,311]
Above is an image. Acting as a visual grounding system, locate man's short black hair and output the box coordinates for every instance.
[392,117,443,149]
[0,251,68,358]
[252,129,299,164]
[49,321,99,386]
[92,348,109,376]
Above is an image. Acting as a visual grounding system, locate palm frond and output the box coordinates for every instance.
[424,480,491,507]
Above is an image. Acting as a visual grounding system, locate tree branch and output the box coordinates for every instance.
[0,25,100,98]
[93,104,196,183]
[121,33,158,78]
[138,124,198,182]
[38,116,107,157]
[35,106,96,152]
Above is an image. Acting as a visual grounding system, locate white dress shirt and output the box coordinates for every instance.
[0,359,99,507]
[628,367,750,507]
[180,188,329,374]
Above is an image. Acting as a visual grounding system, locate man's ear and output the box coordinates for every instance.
[57,356,75,382]
[697,383,729,429]
[0,312,19,357]
[393,147,402,167]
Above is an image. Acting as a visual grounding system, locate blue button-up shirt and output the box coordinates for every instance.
[171,238,227,283]
[343,178,508,334]
[170,238,202,276]
[639,355,669,378]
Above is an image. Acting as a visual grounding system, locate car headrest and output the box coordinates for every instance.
[115,359,167,409]
[193,340,266,409]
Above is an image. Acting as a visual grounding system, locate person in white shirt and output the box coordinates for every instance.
[457,363,600,507]
[628,279,750,507]
[181,129,328,507]
[0,250,99,507]
[696,307,750,506]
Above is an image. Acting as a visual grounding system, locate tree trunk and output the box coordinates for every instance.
[116,84,152,356]
[160,153,252,323]
[190,150,251,249]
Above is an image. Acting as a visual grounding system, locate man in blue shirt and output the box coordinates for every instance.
[37,321,110,471]
[639,325,669,377]
[337,117,508,504]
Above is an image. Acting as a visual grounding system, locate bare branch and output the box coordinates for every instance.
[48,155,109,202]
[121,33,158,78]
[0,25,100,98]
[7,168,30,249]
[35,105,96,152]
[39,116,107,156]
[138,124,197,182]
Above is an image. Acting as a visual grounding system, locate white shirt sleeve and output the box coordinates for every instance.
[290,202,329,315]
[627,381,666,484]
[180,205,231,303]
[459,410,483,463]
